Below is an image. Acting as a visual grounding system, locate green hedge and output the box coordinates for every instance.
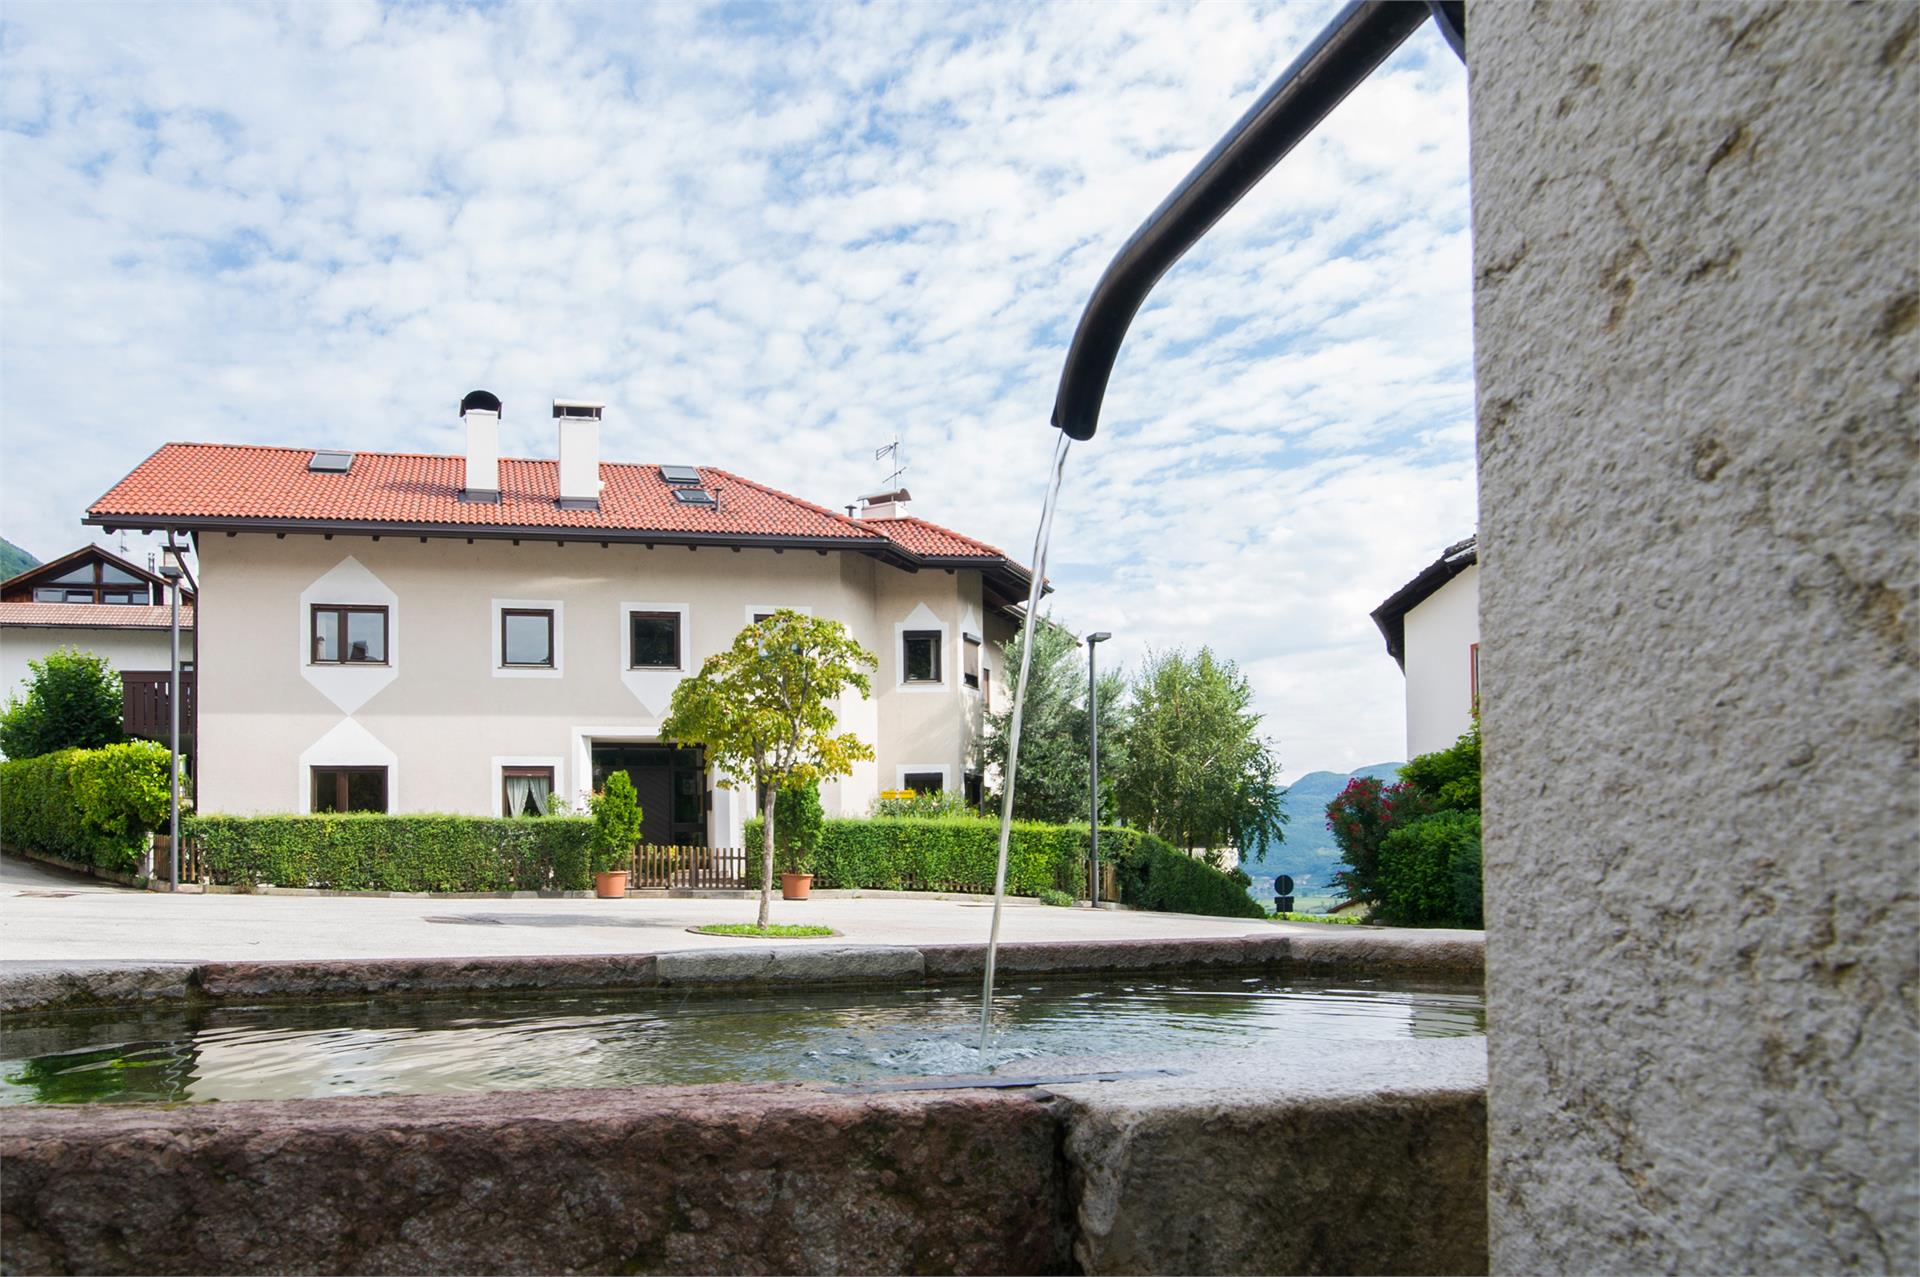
[1096,828,1266,919]
[184,814,594,892]
[1376,809,1482,928]
[0,742,176,874]
[745,815,1266,919]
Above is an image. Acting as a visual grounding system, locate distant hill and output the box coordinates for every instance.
[1238,762,1404,909]
[0,537,39,580]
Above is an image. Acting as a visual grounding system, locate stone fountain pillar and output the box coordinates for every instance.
[1468,1,1917,1270]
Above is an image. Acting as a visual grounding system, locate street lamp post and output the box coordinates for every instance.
[1086,631,1112,907]
[159,558,184,890]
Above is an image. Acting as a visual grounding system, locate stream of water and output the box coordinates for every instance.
[980,428,1074,1048]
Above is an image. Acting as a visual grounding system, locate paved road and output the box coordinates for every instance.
[0,855,1284,963]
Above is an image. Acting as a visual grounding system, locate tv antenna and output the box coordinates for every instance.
[875,434,905,490]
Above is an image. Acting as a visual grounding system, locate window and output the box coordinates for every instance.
[964,772,984,808]
[753,612,774,624]
[903,630,941,683]
[963,634,981,689]
[982,664,992,712]
[312,766,387,813]
[903,771,945,795]
[1470,642,1480,711]
[629,612,681,669]
[502,766,555,817]
[501,609,554,668]
[311,605,388,664]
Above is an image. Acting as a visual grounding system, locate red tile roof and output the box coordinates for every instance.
[87,444,1015,566]
[861,516,1013,561]
[0,602,192,630]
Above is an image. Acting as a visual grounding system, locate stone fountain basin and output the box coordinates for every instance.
[1,931,1487,1275]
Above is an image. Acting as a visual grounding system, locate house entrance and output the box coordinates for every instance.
[591,744,708,847]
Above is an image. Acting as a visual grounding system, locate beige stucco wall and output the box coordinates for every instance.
[194,533,990,841]
[1401,563,1478,758]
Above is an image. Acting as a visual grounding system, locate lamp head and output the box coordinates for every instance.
[1087,631,1112,645]
[158,564,184,581]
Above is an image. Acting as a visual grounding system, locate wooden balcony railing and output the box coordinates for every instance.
[121,670,193,744]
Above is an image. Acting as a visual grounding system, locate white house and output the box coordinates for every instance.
[84,391,1028,847]
[0,545,196,758]
[1371,535,1478,758]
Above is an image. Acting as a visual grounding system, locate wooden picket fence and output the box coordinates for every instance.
[626,844,751,889]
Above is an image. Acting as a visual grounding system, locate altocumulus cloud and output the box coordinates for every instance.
[0,0,1474,779]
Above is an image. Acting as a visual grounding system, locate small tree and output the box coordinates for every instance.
[589,771,644,875]
[661,610,876,927]
[975,617,1126,824]
[1112,647,1285,862]
[0,648,123,759]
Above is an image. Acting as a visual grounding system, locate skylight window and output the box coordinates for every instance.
[671,488,717,506]
[308,451,353,473]
[659,465,701,485]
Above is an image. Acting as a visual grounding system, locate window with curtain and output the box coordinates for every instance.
[503,766,554,817]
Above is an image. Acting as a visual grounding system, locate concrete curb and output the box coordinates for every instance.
[0,929,1483,1014]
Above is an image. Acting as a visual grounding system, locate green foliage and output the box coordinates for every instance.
[183,814,593,891]
[1376,809,1483,928]
[873,788,982,819]
[693,923,835,938]
[68,741,178,840]
[1451,836,1483,929]
[1107,829,1269,919]
[662,610,876,926]
[976,617,1126,824]
[588,772,644,873]
[0,742,177,874]
[1112,647,1284,859]
[1399,719,1481,812]
[1273,911,1365,925]
[1326,776,1431,906]
[773,784,824,874]
[743,815,1264,919]
[1038,888,1075,907]
[1326,722,1483,928]
[0,648,124,759]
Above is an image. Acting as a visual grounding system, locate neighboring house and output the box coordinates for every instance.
[1371,536,1478,759]
[83,391,1028,846]
[0,545,196,759]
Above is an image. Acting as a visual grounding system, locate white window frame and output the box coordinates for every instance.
[492,755,565,816]
[895,763,953,793]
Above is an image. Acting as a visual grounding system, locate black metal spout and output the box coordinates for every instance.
[1049,0,1460,442]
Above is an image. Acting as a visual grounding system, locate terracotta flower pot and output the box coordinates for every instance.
[594,870,629,899]
[780,872,813,901]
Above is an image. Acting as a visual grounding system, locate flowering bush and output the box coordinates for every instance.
[1326,775,1430,907]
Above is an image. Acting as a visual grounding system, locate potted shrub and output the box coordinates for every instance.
[774,783,823,901]
[589,772,643,899]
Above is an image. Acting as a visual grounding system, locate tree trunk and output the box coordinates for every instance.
[759,794,776,928]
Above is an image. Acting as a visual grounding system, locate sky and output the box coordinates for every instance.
[0,0,1476,782]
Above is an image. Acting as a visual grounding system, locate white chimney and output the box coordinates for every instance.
[553,399,603,510]
[459,390,501,502]
[856,488,911,520]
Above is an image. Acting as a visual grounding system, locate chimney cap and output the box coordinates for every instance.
[859,488,911,506]
[460,389,502,415]
[553,399,604,420]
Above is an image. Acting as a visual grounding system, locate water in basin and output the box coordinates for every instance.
[1,972,1483,1106]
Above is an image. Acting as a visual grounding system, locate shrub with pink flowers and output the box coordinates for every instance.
[1326,775,1431,908]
